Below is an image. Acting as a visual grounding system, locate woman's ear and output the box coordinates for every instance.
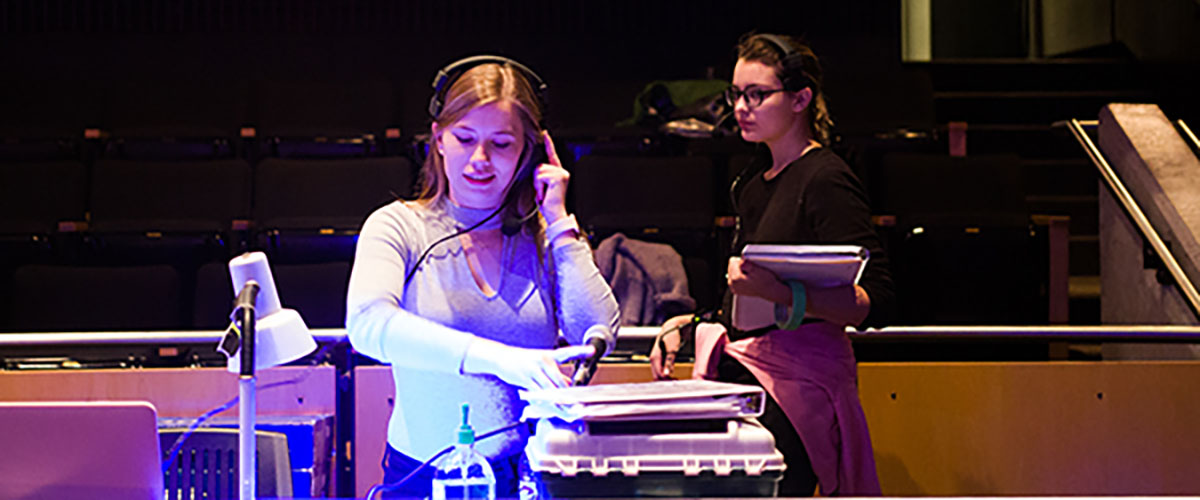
[792,87,814,114]
[431,123,445,156]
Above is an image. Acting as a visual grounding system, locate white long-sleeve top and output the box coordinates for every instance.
[346,198,619,460]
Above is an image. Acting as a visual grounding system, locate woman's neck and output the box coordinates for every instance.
[763,138,820,181]
[764,129,821,181]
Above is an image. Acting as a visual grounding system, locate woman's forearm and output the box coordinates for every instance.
[550,237,621,344]
[804,284,870,327]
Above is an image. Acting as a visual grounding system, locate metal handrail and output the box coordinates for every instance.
[849,325,1200,342]
[6,326,1200,348]
[618,325,1200,343]
[1060,118,1200,319]
[1178,119,1200,155]
[0,329,348,346]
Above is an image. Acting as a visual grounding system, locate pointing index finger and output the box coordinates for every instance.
[543,130,562,167]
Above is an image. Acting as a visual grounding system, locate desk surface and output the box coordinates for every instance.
[4,332,1200,497]
[4,324,1200,346]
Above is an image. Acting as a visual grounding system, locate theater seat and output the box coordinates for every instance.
[875,152,1045,324]
[4,264,183,331]
[253,157,415,263]
[572,154,718,310]
[88,158,251,265]
[271,262,351,329]
[0,161,87,230]
[192,260,350,330]
[0,160,87,262]
[572,155,715,232]
[191,261,235,330]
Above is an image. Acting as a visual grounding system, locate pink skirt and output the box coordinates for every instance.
[693,321,881,496]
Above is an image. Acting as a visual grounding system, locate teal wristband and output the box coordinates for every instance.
[774,281,807,330]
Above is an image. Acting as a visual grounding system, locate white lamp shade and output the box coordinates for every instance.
[226,308,317,373]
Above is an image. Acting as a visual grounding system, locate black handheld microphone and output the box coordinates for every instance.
[571,325,615,386]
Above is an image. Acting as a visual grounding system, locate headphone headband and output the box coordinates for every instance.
[754,33,796,57]
[428,54,548,121]
[750,33,813,92]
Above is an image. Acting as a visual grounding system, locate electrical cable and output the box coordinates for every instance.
[366,306,705,500]
[365,420,526,499]
[651,309,715,365]
[160,339,338,473]
[403,131,548,285]
[402,202,507,286]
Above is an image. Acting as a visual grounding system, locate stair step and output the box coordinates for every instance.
[934,92,1151,125]
[1027,194,1098,236]
[1068,237,1099,276]
[935,90,1152,100]
[1069,295,1101,325]
[958,124,1091,158]
[1023,160,1099,197]
[914,58,1143,93]
[1070,275,1101,299]
[1026,195,1098,203]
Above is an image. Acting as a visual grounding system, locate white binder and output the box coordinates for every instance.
[731,244,869,330]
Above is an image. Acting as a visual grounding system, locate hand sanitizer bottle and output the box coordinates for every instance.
[431,403,496,500]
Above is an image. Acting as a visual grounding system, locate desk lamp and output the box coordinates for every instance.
[219,251,316,500]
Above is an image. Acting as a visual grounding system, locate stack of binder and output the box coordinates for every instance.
[732,244,869,330]
[520,380,785,498]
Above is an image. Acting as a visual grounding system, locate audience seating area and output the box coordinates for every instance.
[1,127,1062,331]
[0,136,417,331]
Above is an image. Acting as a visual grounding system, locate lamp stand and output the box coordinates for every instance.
[239,375,257,500]
[224,254,318,499]
[238,296,258,500]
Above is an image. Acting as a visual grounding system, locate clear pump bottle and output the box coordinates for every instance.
[431,403,496,500]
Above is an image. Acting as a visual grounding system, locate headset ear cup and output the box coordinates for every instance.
[428,97,440,118]
[429,65,454,118]
[529,137,548,169]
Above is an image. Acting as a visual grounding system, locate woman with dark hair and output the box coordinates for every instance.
[347,58,619,498]
[652,33,894,496]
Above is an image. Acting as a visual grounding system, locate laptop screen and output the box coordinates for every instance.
[0,401,163,500]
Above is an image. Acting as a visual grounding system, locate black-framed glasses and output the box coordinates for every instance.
[723,86,786,108]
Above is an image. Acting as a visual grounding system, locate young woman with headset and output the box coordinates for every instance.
[346,56,619,497]
[651,33,895,496]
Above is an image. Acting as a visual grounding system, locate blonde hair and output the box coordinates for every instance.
[736,33,834,146]
[417,62,545,234]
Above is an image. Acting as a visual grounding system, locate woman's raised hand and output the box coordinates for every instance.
[649,314,695,380]
[534,131,571,225]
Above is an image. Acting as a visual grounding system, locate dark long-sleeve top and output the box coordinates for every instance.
[722,146,895,334]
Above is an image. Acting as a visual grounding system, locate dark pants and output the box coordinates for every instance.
[718,354,820,497]
[380,444,522,498]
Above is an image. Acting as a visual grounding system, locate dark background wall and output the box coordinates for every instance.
[2,1,1195,137]
[0,1,923,138]
[2,0,1197,330]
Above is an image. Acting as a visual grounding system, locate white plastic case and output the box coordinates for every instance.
[525,417,785,498]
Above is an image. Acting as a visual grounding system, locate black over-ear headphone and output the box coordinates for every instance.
[428,54,551,237]
[404,55,551,286]
[432,54,549,205]
[751,34,813,92]
[428,54,548,127]
[429,53,550,194]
